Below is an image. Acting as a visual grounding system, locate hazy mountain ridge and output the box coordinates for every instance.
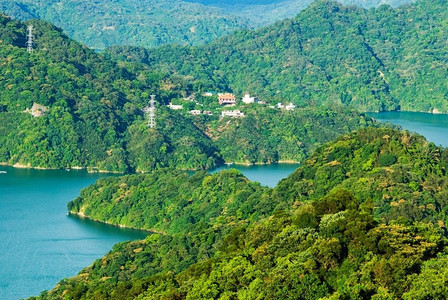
[0,0,416,49]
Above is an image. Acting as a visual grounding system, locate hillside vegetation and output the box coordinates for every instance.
[1,0,415,49]
[114,0,448,113]
[0,14,373,171]
[0,0,248,50]
[31,127,448,299]
[0,14,225,172]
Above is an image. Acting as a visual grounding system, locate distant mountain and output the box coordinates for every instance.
[113,0,448,113]
[0,0,249,50]
[1,0,416,49]
[186,0,416,26]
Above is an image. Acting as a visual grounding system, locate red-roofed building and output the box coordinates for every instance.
[218,93,236,106]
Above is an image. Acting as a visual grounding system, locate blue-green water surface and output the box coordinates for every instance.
[368,111,448,147]
[212,163,300,187]
[0,167,148,299]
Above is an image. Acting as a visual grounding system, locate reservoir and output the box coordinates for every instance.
[212,163,300,187]
[368,111,448,147]
[0,167,148,299]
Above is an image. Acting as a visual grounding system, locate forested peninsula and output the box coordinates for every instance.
[30,127,448,299]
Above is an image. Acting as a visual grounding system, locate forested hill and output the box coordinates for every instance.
[113,0,448,113]
[0,13,376,172]
[0,0,249,50]
[0,14,222,172]
[0,0,415,49]
[33,127,448,299]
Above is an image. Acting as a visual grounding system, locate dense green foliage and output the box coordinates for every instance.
[68,169,270,235]
[0,14,221,171]
[32,127,448,299]
[208,107,375,164]
[1,0,415,49]
[0,13,378,171]
[275,127,448,227]
[1,0,248,50]
[114,0,448,112]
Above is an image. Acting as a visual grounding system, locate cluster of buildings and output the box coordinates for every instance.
[216,92,263,106]
[167,91,296,118]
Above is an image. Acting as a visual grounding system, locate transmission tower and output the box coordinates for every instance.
[26,25,34,53]
[143,94,156,129]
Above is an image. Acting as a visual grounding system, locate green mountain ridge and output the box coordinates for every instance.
[1,0,415,49]
[114,0,448,113]
[0,14,222,172]
[31,127,448,299]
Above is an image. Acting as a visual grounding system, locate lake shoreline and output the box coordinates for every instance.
[0,161,301,174]
[68,212,163,235]
[368,109,448,115]
[223,160,300,166]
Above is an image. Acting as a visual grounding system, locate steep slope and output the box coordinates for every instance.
[0,14,222,172]
[31,127,448,299]
[117,0,448,112]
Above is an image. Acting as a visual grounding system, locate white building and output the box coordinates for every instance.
[221,110,245,118]
[168,103,183,110]
[285,103,296,111]
[276,102,296,111]
[241,93,258,104]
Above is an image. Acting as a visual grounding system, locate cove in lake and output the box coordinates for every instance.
[0,166,149,300]
[212,163,300,188]
[368,111,448,147]
[0,163,299,299]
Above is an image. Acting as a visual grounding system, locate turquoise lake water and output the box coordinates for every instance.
[368,111,448,147]
[2,111,448,299]
[212,163,300,187]
[0,167,149,299]
[0,163,300,299]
